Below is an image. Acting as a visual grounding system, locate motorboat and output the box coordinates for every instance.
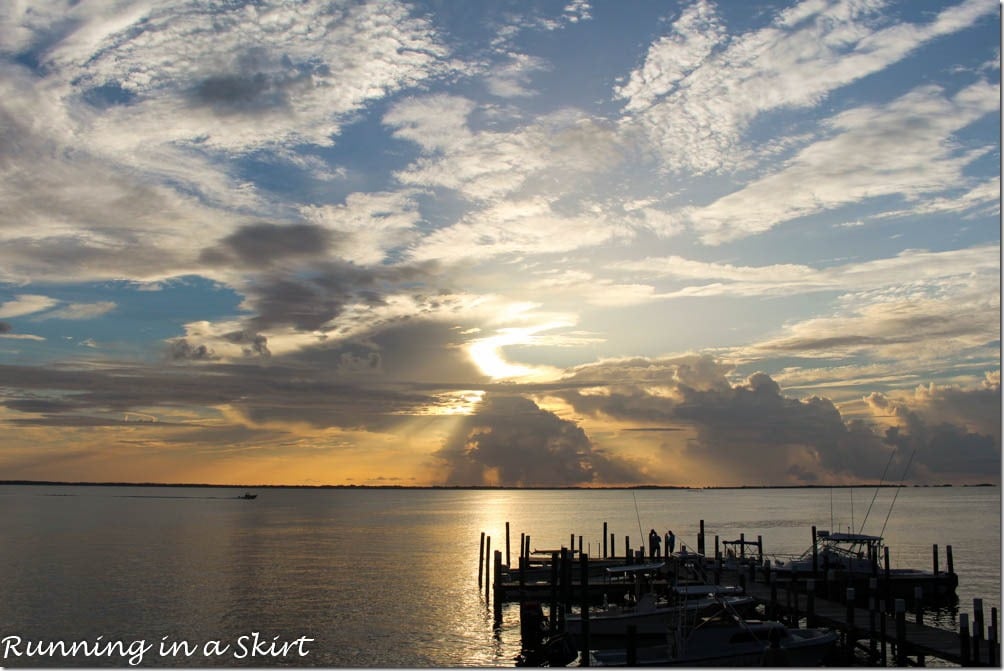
[238,492,257,499]
[589,598,837,666]
[772,530,957,601]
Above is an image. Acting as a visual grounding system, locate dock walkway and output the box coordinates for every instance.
[742,576,997,666]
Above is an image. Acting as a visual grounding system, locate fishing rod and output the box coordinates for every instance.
[859,444,898,534]
[632,490,644,546]
[879,447,917,539]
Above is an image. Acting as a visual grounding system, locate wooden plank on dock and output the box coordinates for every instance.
[743,576,996,666]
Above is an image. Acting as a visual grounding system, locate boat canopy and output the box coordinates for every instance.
[822,532,883,544]
[604,562,665,574]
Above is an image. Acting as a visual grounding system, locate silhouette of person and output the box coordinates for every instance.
[666,529,676,555]
[648,529,660,559]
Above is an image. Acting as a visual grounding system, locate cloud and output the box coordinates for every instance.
[741,279,999,364]
[0,295,115,321]
[679,81,999,243]
[865,381,1001,481]
[53,0,454,153]
[41,301,117,320]
[435,393,643,486]
[557,354,999,484]
[0,295,59,318]
[614,244,999,299]
[617,0,997,175]
[199,223,333,269]
[300,191,423,265]
[485,53,550,98]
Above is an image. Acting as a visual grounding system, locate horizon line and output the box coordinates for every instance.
[0,480,995,490]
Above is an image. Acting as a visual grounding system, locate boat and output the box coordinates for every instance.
[564,563,756,645]
[589,598,837,666]
[772,530,957,601]
[238,493,257,500]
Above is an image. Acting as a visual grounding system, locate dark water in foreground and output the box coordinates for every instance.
[0,485,999,666]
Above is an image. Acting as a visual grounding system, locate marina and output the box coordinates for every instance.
[478,517,1000,666]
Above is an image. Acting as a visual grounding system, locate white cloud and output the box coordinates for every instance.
[485,53,550,98]
[618,0,997,175]
[616,244,1000,298]
[41,301,117,320]
[300,191,423,265]
[678,81,999,243]
[56,0,453,153]
[0,295,59,318]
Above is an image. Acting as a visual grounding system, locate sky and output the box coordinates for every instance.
[0,0,999,487]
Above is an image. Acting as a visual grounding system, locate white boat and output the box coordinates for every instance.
[566,591,758,639]
[773,530,957,600]
[589,599,837,666]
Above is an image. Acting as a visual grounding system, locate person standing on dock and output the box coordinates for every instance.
[648,529,661,559]
[665,529,676,556]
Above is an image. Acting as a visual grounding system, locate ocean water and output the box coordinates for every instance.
[0,485,998,667]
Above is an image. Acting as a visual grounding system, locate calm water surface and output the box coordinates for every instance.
[0,485,998,666]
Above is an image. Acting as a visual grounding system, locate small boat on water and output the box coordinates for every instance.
[589,598,837,667]
[238,492,257,500]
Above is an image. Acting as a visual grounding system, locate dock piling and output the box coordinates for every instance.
[990,607,999,666]
[960,613,971,665]
[549,551,559,634]
[974,598,985,663]
[698,519,705,555]
[932,543,939,575]
[811,526,818,579]
[946,544,954,574]
[626,625,637,667]
[845,587,856,664]
[505,522,510,569]
[478,531,485,588]
[493,550,503,624]
[602,522,607,558]
[806,579,815,627]
[485,536,491,604]
[895,598,907,667]
[579,552,590,666]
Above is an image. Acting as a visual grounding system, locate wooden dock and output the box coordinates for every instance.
[743,575,999,666]
[478,521,1001,667]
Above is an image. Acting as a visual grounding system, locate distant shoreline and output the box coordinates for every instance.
[0,480,994,489]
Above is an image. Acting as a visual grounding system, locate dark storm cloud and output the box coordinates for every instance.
[867,389,1001,481]
[199,223,333,268]
[559,354,1000,483]
[167,339,218,361]
[233,261,432,332]
[222,330,270,357]
[436,394,644,486]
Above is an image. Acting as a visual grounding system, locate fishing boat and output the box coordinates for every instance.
[238,492,257,500]
[772,530,957,601]
[588,598,837,666]
[564,564,756,645]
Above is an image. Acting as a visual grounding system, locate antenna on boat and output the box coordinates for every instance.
[632,490,644,544]
[829,487,834,532]
[879,448,917,539]
[859,444,898,534]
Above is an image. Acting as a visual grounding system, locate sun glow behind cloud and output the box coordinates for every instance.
[0,0,997,487]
